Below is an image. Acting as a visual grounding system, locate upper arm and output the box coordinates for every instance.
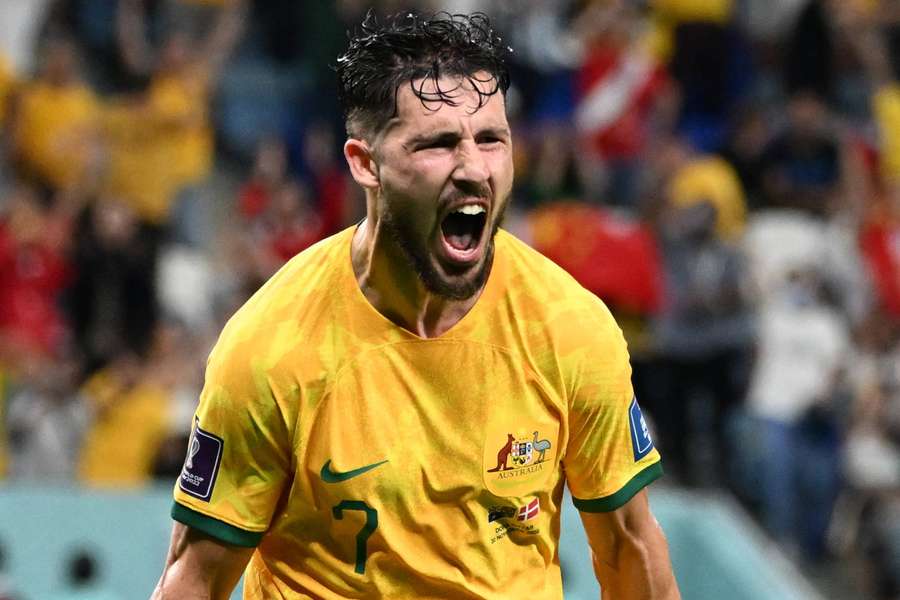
[200,1,247,84]
[172,322,294,548]
[561,299,663,511]
[151,522,253,600]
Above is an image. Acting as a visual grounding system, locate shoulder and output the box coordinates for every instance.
[208,229,352,378]
[494,230,623,348]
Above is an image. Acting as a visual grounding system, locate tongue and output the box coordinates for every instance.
[442,212,481,251]
[446,232,475,251]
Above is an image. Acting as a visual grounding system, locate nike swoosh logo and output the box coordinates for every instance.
[320,459,388,483]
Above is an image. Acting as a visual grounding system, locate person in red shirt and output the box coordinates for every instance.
[859,186,900,318]
[0,183,72,358]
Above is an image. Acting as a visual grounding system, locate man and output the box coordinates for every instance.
[152,12,680,600]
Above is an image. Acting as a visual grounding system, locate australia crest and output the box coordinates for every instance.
[483,426,556,497]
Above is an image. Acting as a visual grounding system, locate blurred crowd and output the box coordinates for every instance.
[0,0,899,598]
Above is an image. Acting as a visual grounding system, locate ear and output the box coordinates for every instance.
[344,138,379,190]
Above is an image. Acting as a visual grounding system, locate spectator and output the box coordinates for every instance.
[760,91,844,216]
[262,180,322,264]
[298,121,355,236]
[648,192,754,486]
[654,135,748,241]
[232,179,322,289]
[115,0,246,245]
[237,137,289,221]
[0,182,72,359]
[0,51,16,130]
[10,37,100,192]
[528,201,664,320]
[784,0,836,101]
[841,311,900,598]
[651,0,742,151]
[76,350,173,488]
[859,184,900,319]
[66,198,158,370]
[720,104,773,209]
[744,265,849,557]
[851,16,900,320]
[99,92,180,229]
[574,1,674,207]
[5,351,86,481]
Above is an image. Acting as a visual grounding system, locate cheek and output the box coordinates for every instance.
[489,151,514,192]
[379,168,441,229]
[381,154,446,194]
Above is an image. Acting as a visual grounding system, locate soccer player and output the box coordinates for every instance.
[152,12,681,600]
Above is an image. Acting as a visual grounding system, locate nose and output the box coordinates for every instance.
[452,139,490,190]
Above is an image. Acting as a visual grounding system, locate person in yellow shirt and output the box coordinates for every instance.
[100,95,181,226]
[77,353,172,487]
[151,12,680,600]
[112,0,245,239]
[0,52,17,129]
[656,135,747,241]
[12,38,100,191]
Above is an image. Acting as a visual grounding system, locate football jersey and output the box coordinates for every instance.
[172,226,662,599]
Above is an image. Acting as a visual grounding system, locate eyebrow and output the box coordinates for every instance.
[474,126,511,140]
[405,126,511,148]
[405,131,460,148]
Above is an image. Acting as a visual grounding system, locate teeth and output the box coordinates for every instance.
[454,205,486,216]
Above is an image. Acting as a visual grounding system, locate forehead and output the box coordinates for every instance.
[389,74,508,135]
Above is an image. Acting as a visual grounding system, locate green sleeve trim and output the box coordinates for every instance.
[572,461,664,513]
[171,502,264,548]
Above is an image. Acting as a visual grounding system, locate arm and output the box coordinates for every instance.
[151,522,253,600]
[116,0,153,76]
[197,0,248,86]
[581,489,680,600]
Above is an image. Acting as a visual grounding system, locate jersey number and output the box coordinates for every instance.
[332,500,378,574]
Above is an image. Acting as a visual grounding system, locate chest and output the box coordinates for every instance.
[292,341,566,512]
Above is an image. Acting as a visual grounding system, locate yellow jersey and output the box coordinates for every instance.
[78,367,172,487]
[172,227,663,599]
[147,69,214,186]
[874,83,900,182]
[100,100,182,225]
[0,53,16,128]
[668,155,747,241]
[15,80,99,189]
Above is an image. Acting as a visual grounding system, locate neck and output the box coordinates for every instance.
[350,216,483,338]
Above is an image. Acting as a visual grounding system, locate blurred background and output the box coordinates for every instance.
[0,0,898,598]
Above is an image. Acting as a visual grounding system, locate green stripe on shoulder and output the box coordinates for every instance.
[572,461,664,513]
[171,502,264,548]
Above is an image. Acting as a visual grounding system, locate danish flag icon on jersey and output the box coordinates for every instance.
[517,498,540,521]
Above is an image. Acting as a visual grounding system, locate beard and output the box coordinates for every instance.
[381,204,504,301]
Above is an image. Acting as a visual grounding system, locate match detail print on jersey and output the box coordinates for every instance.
[179,417,223,501]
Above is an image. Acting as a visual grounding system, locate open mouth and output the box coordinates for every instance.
[440,205,487,254]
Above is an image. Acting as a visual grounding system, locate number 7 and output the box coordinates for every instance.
[332,500,378,574]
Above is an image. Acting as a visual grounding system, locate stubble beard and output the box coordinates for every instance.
[381,207,503,301]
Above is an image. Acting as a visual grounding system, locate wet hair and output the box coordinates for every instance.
[336,11,511,141]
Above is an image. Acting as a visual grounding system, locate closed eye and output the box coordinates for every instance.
[413,134,459,151]
[476,128,509,146]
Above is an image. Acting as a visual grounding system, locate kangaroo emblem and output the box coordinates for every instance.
[486,433,515,472]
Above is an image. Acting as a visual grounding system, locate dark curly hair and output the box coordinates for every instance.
[336,11,512,141]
